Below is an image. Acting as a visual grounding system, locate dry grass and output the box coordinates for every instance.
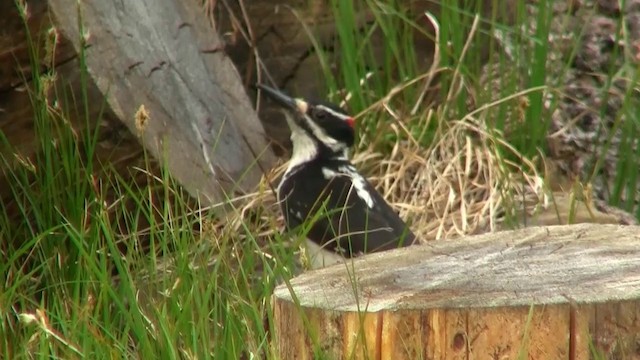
[356,118,546,243]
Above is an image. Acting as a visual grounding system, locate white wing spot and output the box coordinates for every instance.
[322,167,337,180]
[322,166,375,208]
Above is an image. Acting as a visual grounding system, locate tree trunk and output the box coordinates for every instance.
[272,224,640,359]
[46,0,276,206]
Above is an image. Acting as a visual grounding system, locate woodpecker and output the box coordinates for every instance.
[258,84,416,268]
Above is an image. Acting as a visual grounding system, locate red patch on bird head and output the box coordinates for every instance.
[346,117,355,128]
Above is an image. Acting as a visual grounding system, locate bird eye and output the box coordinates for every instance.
[313,109,327,121]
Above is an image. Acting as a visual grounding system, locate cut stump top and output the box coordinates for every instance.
[273,224,640,311]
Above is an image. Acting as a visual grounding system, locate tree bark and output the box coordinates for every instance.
[46,0,276,206]
[272,224,640,359]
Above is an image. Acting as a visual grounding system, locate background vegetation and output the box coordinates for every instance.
[1,0,638,358]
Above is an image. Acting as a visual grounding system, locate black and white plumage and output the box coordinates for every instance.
[258,84,416,268]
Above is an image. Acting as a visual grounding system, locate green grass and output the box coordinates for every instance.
[1,4,292,359]
[2,0,639,358]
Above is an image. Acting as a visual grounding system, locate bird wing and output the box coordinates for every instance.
[279,167,416,258]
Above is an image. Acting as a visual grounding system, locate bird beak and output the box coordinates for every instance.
[257,84,308,114]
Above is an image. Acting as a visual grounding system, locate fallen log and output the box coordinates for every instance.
[272,223,640,359]
[46,0,276,206]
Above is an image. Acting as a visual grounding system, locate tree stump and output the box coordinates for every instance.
[272,224,640,359]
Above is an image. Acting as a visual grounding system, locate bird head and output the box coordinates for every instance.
[257,84,355,161]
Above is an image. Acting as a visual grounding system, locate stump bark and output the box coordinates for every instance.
[272,224,640,359]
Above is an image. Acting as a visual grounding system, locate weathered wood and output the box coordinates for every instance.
[46,0,276,205]
[272,224,640,359]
